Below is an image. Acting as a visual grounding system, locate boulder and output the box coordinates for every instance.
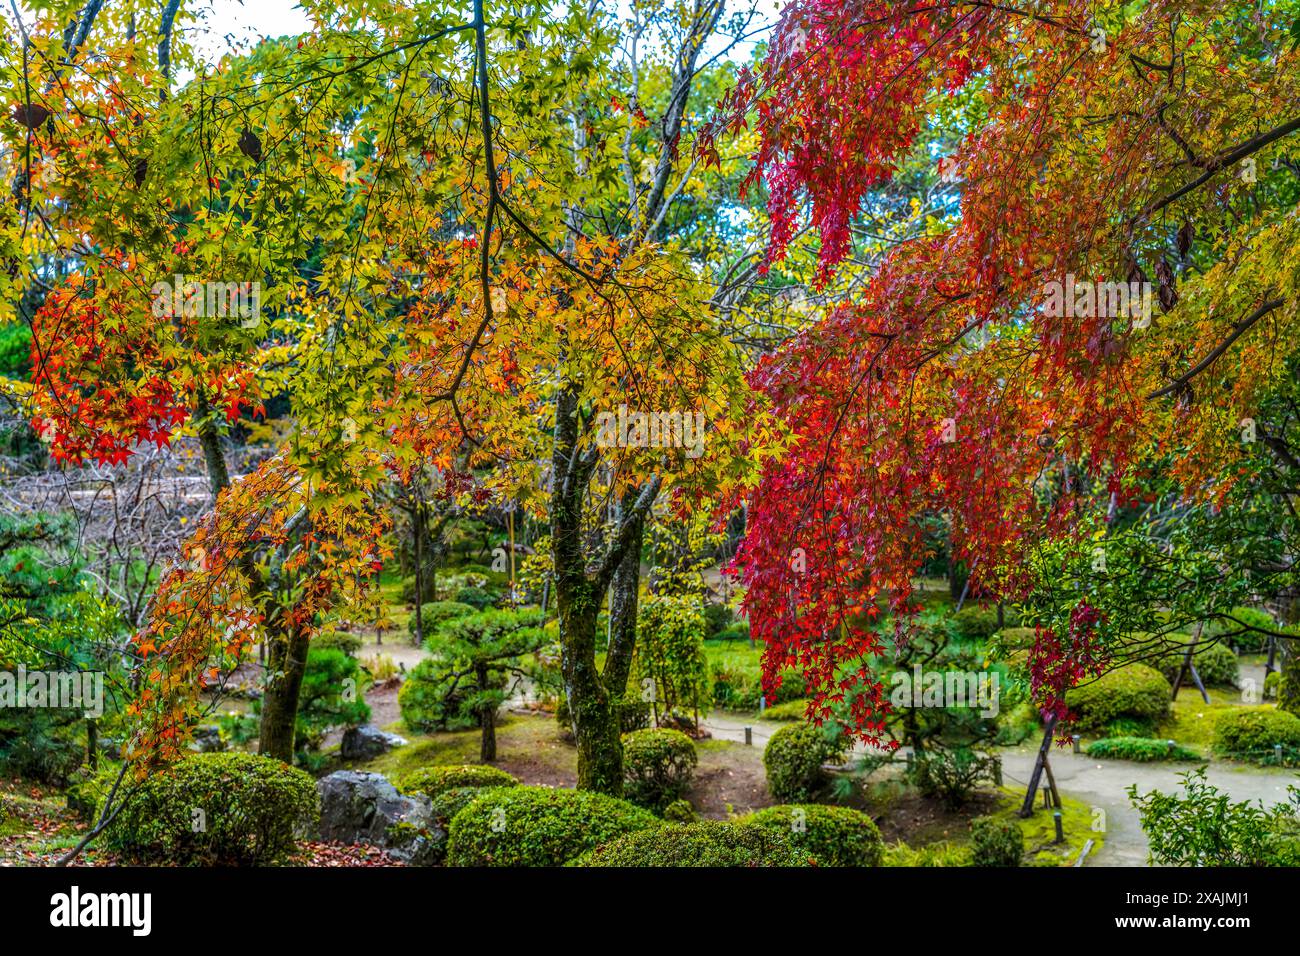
[316,770,442,865]
[341,725,408,760]
[189,725,226,753]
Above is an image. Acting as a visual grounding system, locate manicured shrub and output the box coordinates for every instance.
[104,753,317,865]
[662,798,696,823]
[621,728,698,811]
[950,606,1001,641]
[445,785,658,866]
[1207,607,1277,654]
[715,621,751,642]
[430,786,487,827]
[760,699,811,722]
[406,600,477,641]
[1087,736,1200,762]
[969,816,1023,867]
[1063,664,1171,733]
[313,630,362,656]
[454,586,498,611]
[992,627,1038,651]
[702,602,735,638]
[570,821,809,867]
[1213,708,1300,761]
[748,804,884,866]
[1125,634,1239,687]
[1168,640,1238,687]
[763,723,847,802]
[1265,671,1281,701]
[398,764,518,800]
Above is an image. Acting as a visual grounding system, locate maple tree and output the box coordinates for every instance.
[709,0,1300,737]
[3,0,782,797]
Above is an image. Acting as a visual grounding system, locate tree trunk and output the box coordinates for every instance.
[476,664,496,761]
[557,565,623,793]
[1278,637,1300,716]
[1279,595,1300,712]
[604,491,644,701]
[258,623,310,762]
[412,500,425,647]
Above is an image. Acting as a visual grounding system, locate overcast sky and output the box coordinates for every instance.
[3,1,778,67]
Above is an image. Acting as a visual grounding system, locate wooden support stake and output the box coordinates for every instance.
[1020,715,1058,818]
[1171,622,1211,704]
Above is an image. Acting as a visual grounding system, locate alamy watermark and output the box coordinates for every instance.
[1041,274,1153,328]
[151,274,261,327]
[0,666,104,718]
[889,665,1000,717]
[594,404,706,459]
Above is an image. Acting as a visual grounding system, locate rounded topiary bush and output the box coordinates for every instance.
[454,586,498,611]
[105,753,317,865]
[747,804,884,866]
[993,627,1038,651]
[407,600,478,641]
[950,606,1002,641]
[622,728,698,811]
[969,816,1023,867]
[662,798,696,823]
[1063,664,1171,733]
[570,821,808,867]
[1213,708,1300,760]
[1132,635,1240,688]
[763,723,847,802]
[430,786,487,828]
[313,630,362,656]
[445,786,659,866]
[398,764,518,800]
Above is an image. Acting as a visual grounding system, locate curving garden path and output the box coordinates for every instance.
[698,712,1299,865]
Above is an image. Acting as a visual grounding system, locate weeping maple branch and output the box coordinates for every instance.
[1147,296,1286,400]
[1136,115,1300,222]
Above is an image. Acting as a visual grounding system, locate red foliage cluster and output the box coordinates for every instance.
[29,280,257,466]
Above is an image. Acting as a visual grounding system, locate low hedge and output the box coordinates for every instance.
[1086,737,1200,762]
[747,804,883,866]
[104,753,317,865]
[622,728,698,811]
[1213,708,1300,760]
[444,786,658,866]
[398,764,518,800]
[570,821,809,867]
[1063,664,1171,734]
[763,723,847,802]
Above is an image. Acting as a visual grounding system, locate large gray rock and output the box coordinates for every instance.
[316,770,442,865]
[341,725,408,760]
[189,725,226,753]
